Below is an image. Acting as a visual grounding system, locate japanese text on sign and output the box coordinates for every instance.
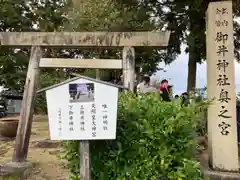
[102,104,108,131]
[80,105,85,131]
[215,6,231,135]
[215,7,228,27]
[91,103,97,137]
[216,8,228,15]
[215,20,228,27]
[58,108,62,136]
[69,105,74,132]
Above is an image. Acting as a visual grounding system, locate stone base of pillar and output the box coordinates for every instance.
[204,169,240,180]
[0,161,33,177]
[200,148,240,180]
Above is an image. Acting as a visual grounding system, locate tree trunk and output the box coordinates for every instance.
[187,50,197,92]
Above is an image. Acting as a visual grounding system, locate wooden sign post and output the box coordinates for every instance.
[206,1,239,171]
[80,140,90,180]
[44,75,121,180]
[80,66,101,180]
[40,57,123,180]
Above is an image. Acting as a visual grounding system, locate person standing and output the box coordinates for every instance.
[137,76,157,93]
[181,92,190,106]
[159,79,172,101]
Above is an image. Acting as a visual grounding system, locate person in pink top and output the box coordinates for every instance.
[159,79,172,101]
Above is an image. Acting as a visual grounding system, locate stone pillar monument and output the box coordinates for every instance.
[206,1,239,171]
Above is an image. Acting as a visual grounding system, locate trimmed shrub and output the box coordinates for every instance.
[61,93,207,180]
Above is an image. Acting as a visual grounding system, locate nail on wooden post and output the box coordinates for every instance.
[12,46,43,162]
[122,46,135,92]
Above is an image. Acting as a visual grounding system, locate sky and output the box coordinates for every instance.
[153,51,240,95]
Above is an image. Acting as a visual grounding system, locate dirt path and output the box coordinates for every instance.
[0,116,69,180]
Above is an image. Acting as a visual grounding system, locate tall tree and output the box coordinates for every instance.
[65,0,170,81]
[0,0,35,90]
[137,0,240,91]
[148,0,208,91]
[0,0,69,90]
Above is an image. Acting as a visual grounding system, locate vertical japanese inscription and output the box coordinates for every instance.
[58,108,62,136]
[91,103,97,137]
[215,20,228,27]
[69,105,74,132]
[102,104,108,131]
[206,1,239,170]
[80,105,85,131]
[216,7,228,15]
[215,6,231,135]
[215,8,228,27]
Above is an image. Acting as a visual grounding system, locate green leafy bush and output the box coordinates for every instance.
[62,93,206,180]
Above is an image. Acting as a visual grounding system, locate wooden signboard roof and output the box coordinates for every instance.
[37,73,128,93]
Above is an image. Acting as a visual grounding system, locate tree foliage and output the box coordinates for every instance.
[65,0,171,78]
[0,0,69,90]
[1,0,240,93]
[0,0,174,94]
[62,93,206,179]
[131,0,240,91]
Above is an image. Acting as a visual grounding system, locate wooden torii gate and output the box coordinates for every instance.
[0,32,170,165]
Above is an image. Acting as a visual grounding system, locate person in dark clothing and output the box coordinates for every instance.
[159,79,172,101]
[174,95,179,99]
[181,92,190,106]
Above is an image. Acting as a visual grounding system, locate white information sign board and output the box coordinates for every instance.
[46,78,118,140]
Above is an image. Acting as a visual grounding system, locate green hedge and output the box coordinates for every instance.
[61,93,206,180]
